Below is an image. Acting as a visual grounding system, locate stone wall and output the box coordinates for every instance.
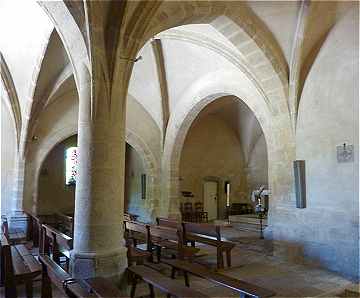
[271,9,359,280]
[124,143,149,222]
[1,100,17,215]
[180,113,249,219]
[38,135,77,214]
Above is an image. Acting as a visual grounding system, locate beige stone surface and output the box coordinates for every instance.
[0,0,358,281]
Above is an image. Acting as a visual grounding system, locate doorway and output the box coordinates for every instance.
[203,181,219,221]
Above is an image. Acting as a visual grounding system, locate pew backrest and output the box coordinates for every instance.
[39,254,92,298]
[156,217,179,229]
[149,225,186,258]
[54,212,74,235]
[1,219,9,239]
[183,222,221,241]
[124,221,150,250]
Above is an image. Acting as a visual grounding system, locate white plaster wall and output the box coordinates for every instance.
[294,8,359,279]
[128,43,162,130]
[1,99,17,215]
[247,134,268,192]
[247,1,299,64]
[162,39,240,112]
[126,94,162,165]
[0,0,53,116]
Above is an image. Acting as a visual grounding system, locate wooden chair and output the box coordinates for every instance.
[0,233,41,298]
[182,202,194,222]
[194,202,208,223]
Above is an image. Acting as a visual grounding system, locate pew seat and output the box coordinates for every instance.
[162,258,275,298]
[1,233,41,298]
[128,264,209,298]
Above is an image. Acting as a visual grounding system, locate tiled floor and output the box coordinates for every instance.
[1,227,357,297]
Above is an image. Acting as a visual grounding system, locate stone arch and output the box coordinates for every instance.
[29,124,159,220]
[31,125,78,214]
[22,28,54,157]
[115,2,289,122]
[161,69,295,223]
[0,53,22,150]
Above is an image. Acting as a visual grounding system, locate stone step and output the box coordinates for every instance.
[229,214,268,226]
[231,222,264,233]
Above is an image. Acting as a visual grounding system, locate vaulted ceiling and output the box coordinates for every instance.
[0,1,357,154]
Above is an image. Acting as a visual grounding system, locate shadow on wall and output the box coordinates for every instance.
[125,143,150,222]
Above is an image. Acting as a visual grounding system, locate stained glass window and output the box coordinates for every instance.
[65,147,78,185]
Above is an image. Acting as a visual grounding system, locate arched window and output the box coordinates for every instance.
[65,147,78,185]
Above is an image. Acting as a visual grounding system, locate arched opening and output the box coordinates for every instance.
[37,134,77,215]
[124,143,147,221]
[179,95,268,222]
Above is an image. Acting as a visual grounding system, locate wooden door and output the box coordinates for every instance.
[203,181,218,221]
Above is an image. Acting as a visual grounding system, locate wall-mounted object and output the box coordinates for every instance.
[337,143,353,163]
[224,181,230,207]
[294,160,306,209]
[141,174,146,200]
[181,191,194,198]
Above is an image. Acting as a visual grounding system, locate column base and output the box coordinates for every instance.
[70,247,128,280]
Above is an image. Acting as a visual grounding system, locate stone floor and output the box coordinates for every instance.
[1,227,358,297]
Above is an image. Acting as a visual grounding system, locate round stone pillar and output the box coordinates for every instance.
[70,66,127,279]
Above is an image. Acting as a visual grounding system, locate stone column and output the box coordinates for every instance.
[70,65,127,279]
[11,156,25,215]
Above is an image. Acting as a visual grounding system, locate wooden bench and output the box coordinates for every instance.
[39,254,92,298]
[156,217,180,230]
[183,222,235,269]
[124,212,139,222]
[54,212,74,236]
[124,221,152,265]
[128,264,209,298]
[162,259,276,298]
[0,233,41,298]
[41,224,73,272]
[39,254,123,298]
[149,225,199,263]
[1,218,26,245]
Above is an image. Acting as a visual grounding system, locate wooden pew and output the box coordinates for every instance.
[54,213,74,236]
[0,233,41,298]
[1,217,26,245]
[156,217,179,230]
[39,254,123,298]
[149,225,199,264]
[162,259,276,298]
[128,265,209,298]
[183,222,235,269]
[41,224,73,272]
[124,221,152,265]
[124,212,139,222]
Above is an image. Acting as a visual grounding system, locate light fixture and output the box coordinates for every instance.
[119,56,142,63]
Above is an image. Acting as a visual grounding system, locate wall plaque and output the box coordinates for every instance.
[337,143,353,163]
